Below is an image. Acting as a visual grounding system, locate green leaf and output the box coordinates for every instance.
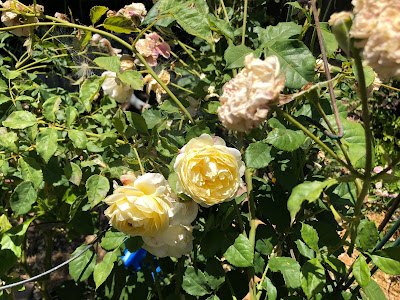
[287,179,337,224]
[353,65,375,88]
[356,220,379,252]
[170,6,212,43]
[142,109,162,129]
[69,244,97,282]
[353,255,371,288]
[10,181,37,215]
[0,127,18,152]
[261,277,277,300]
[36,128,58,162]
[117,70,143,90]
[43,96,61,122]
[125,236,143,253]
[65,162,82,186]
[258,22,302,45]
[2,111,36,129]
[319,22,339,57]
[125,111,148,134]
[245,142,273,169]
[208,14,234,41]
[223,234,254,267]
[103,16,135,34]
[142,0,175,27]
[182,266,210,296]
[19,157,43,189]
[86,175,110,208]
[255,224,278,256]
[370,246,400,275]
[65,106,78,127]
[0,67,20,79]
[0,249,18,276]
[204,258,225,290]
[79,75,105,112]
[301,223,319,252]
[362,279,388,300]
[264,39,315,89]
[68,129,88,149]
[94,56,120,73]
[266,128,306,151]
[295,239,315,259]
[268,256,301,289]
[90,6,108,24]
[101,230,126,251]
[301,258,326,298]
[323,255,347,274]
[0,214,12,234]
[224,44,253,69]
[93,252,117,289]
[0,217,35,257]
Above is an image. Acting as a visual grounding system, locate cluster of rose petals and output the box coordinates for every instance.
[350,0,400,80]
[174,134,245,207]
[0,1,39,37]
[117,3,147,26]
[143,70,170,104]
[218,53,285,132]
[101,71,133,103]
[104,172,199,258]
[135,32,170,67]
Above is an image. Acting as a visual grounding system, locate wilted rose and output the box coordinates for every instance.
[101,71,133,103]
[103,173,176,237]
[350,0,400,80]
[118,3,147,26]
[1,1,39,37]
[174,134,245,207]
[143,70,170,104]
[135,32,170,67]
[218,53,285,132]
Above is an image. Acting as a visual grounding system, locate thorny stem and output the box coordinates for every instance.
[272,106,358,175]
[242,0,248,45]
[245,168,256,300]
[310,0,343,139]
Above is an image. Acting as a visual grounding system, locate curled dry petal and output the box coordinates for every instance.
[143,70,170,104]
[218,54,285,132]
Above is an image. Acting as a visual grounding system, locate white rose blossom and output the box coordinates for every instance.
[101,71,133,103]
[218,53,285,132]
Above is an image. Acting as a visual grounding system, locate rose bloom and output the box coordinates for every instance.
[143,70,170,104]
[218,53,285,132]
[174,134,245,207]
[1,1,39,37]
[118,3,147,26]
[350,0,400,80]
[142,225,194,258]
[135,32,170,67]
[101,71,133,103]
[103,173,176,237]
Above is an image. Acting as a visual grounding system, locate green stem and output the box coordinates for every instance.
[272,106,358,174]
[17,53,69,72]
[220,0,230,23]
[233,201,245,234]
[149,256,164,300]
[241,0,248,45]
[174,257,185,295]
[169,82,194,94]
[245,168,256,300]
[177,39,198,63]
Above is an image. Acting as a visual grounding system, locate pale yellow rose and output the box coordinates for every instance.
[142,225,194,258]
[103,173,176,236]
[101,71,133,103]
[218,54,285,132]
[174,134,245,207]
